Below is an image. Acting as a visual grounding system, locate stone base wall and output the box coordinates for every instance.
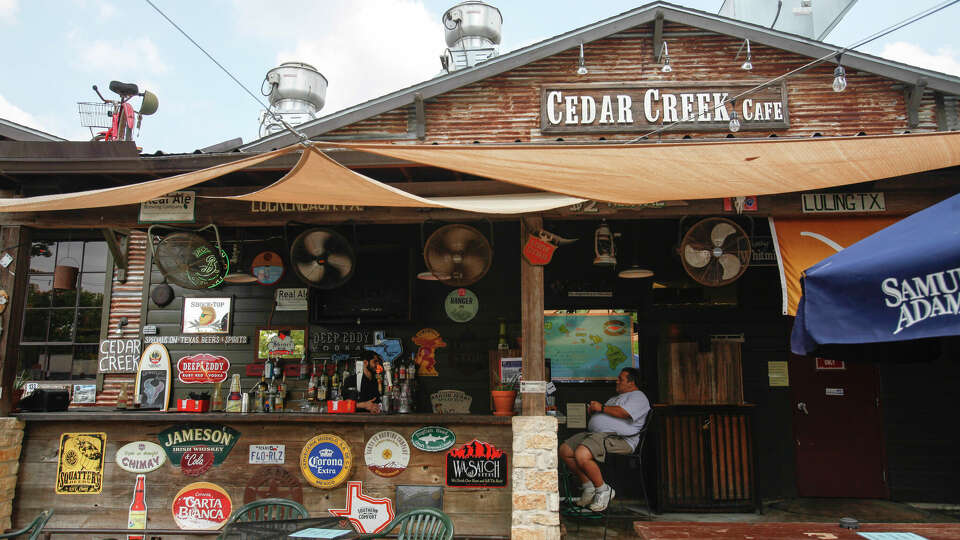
[0,418,24,531]
[512,415,559,540]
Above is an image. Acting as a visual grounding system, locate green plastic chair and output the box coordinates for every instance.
[356,508,453,540]
[218,498,308,539]
[0,509,53,540]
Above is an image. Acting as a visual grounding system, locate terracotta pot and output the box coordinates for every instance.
[53,264,79,290]
[491,390,517,416]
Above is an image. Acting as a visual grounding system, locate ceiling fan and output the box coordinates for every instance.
[423,224,493,287]
[148,224,227,290]
[679,217,752,287]
[289,228,356,289]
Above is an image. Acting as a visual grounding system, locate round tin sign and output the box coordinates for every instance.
[364,431,410,478]
[180,448,215,477]
[251,251,285,286]
[172,481,232,530]
[444,288,478,323]
[300,434,352,489]
[410,426,456,453]
[116,441,167,473]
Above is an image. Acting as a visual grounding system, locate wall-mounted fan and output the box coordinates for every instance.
[290,228,356,289]
[148,224,227,290]
[424,224,493,287]
[679,218,751,287]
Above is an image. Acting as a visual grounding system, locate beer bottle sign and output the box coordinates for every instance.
[127,474,147,540]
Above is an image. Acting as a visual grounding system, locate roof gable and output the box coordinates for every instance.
[238,1,960,152]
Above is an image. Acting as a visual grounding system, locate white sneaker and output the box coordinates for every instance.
[576,485,596,507]
[589,486,615,512]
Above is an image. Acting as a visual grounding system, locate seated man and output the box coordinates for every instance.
[558,367,650,512]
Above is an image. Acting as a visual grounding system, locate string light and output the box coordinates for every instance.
[728,100,741,132]
[577,43,588,76]
[832,56,847,92]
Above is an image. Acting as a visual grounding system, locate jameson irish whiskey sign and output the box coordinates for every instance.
[446,439,508,488]
[541,81,789,133]
[158,424,241,466]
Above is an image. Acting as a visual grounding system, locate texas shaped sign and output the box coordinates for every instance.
[328,481,395,534]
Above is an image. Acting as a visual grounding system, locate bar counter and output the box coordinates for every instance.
[13,410,513,538]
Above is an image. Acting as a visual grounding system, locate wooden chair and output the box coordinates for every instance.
[356,508,454,540]
[0,509,53,540]
[218,498,308,540]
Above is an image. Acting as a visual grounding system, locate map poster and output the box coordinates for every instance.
[544,313,637,381]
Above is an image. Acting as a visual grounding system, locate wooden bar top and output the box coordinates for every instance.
[14,410,513,424]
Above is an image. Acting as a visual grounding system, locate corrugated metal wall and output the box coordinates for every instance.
[327,22,935,142]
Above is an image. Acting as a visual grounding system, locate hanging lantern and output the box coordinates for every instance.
[593,220,617,267]
[53,258,80,290]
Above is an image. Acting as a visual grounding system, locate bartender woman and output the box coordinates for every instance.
[351,350,382,413]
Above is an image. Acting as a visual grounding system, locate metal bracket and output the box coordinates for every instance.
[905,79,928,129]
[101,228,128,283]
[652,12,664,61]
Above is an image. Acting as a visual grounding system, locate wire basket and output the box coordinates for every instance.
[77,102,113,129]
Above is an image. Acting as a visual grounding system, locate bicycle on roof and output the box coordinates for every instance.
[77,81,158,142]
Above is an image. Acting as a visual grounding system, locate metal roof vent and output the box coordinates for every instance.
[259,62,328,138]
[440,1,503,73]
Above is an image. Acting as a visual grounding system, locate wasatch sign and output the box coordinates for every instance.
[446,439,508,488]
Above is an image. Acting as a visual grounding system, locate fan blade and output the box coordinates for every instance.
[439,226,480,252]
[425,250,458,275]
[684,244,712,268]
[459,252,490,277]
[326,253,353,277]
[711,222,737,247]
[297,260,325,283]
[302,230,332,257]
[718,253,742,280]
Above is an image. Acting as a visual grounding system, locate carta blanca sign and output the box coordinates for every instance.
[98,338,142,373]
[541,82,788,133]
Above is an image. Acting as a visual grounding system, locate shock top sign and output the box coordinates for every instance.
[300,434,353,489]
[445,439,508,488]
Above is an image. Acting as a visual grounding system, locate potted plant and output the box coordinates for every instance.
[13,369,30,408]
[491,373,519,416]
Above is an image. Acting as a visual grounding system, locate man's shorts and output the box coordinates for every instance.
[562,432,633,463]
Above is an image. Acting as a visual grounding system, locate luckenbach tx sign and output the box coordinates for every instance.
[541,82,789,133]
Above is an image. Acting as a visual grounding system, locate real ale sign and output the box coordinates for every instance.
[445,439,508,488]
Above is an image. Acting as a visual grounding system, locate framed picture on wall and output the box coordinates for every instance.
[181,297,233,334]
[256,327,308,360]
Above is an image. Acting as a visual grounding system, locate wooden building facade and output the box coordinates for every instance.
[1,2,960,538]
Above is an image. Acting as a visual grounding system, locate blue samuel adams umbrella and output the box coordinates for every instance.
[791,193,960,355]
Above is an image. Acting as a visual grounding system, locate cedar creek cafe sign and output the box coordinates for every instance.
[541,82,789,133]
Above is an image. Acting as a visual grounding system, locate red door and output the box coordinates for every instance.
[790,354,888,498]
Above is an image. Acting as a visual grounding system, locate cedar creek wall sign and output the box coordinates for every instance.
[541,82,789,133]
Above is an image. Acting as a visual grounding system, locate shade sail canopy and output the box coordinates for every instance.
[0,146,297,212]
[223,146,585,213]
[326,132,960,204]
[791,193,960,355]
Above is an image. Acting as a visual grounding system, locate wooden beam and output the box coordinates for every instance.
[520,216,545,416]
[934,92,948,132]
[101,228,128,283]
[905,79,928,129]
[0,226,30,415]
[414,93,426,141]
[653,12,664,62]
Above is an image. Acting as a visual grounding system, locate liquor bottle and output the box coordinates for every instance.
[266,377,276,413]
[264,356,275,380]
[330,363,340,401]
[319,360,329,400]
[211,381,224,412]
[275,374,287,412]
[127,474,146,540]
[498,319,509,352]
[299,355,308,380]
[225,374,242,413]
[306,363,318,402]
[255,376,266,413]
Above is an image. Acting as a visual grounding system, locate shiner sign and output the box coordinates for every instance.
[541,82,788,133]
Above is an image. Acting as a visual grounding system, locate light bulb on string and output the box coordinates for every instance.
[728,111,741,133]
[832,65,847,92]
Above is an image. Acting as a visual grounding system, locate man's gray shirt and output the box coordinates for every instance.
[587,390,651,450]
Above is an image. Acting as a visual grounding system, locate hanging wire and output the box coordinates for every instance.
[628,0,960,143]
[142,0,311,145]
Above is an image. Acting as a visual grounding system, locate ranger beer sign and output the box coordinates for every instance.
[541,82,788,133]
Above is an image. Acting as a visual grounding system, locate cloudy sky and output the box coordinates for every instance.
[1,0,957,153]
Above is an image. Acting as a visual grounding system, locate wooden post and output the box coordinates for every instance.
[0,226,30,415]
[520,217,545,416]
